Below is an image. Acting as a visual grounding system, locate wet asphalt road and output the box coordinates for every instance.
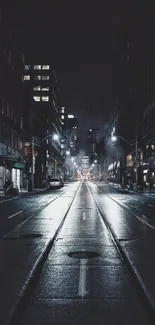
[18,181,154,325]
[0,185,71,237]
[96,182,155,226]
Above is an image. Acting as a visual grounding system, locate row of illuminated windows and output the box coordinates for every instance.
[25,65,50,70]
[33,96,49,102]
[24,75,50,81]
[33,86,49,91]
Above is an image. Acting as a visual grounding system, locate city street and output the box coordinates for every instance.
[1,2,155,325]
[2,180,155,324]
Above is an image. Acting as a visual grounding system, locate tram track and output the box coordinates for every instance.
[2,185,74,239]
[8,182,81,325]
[7,180,155,324]
[86,182,155,324]
[94,183,155,229]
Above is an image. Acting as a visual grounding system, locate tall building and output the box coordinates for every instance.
[105,2,155,187]
[23,64,63,184]
[66,114,77,157]
[88,128,99,159]
[0,6,25,193]
[59,107,78,180]
[82,156,90,178]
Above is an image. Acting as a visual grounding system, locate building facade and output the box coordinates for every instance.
[0,7,25,193]
[23,64,63,186]
[104,2,155,188]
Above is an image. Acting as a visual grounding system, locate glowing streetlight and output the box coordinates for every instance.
[66,150,70,156]
[111,135,117,142]
[53,133,59,141]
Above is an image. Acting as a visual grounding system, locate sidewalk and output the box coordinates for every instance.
[108,182,155,194]
[0,187,47,202]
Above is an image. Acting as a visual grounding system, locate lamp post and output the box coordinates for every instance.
[111,134,138,190]
[31,133,60,191]
[111,133,146,191]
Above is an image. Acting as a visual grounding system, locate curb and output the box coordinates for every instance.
[0,189,47,203]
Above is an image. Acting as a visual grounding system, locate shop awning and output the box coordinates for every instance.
[13,162,25,169]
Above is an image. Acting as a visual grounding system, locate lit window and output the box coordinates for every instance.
[42,76,49,80]
[42,65,50,70]
[25,65,30,70]
[35,75,41,80]
[42,96,49,102]
[151,145,154,149]
[24,75,30,80]
[33,96,40,102]
[61,107,65,113]
[68,114,74,118]
[46,139,48,144]
[42,87,49,91]
[61,115,64,119]
[61,144,64,148]
[33,86,41,91]
[34,65,41,70]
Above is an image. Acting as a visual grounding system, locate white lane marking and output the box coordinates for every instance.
[140,200,144,204]
[148,204,154,208]
[142,214,147,218]
[78,257,87,298]
[82,211,86,221]
[8,210,23,219]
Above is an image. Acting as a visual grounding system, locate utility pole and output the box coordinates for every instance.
[135,131,138,192]
[113,143,115,186]
[31,136,34,191]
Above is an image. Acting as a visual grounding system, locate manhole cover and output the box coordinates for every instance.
[68,251,100,259]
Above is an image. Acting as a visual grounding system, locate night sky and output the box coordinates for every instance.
[23,0,125,149]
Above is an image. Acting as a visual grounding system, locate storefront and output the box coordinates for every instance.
[11,162,25,189]
[0,166,5,192]
[107,162,117,182]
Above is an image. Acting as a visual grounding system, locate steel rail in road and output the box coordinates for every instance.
[86,182,155,325]
[8,182,82,325]
[95,184,155,230]
[2,185,74,239]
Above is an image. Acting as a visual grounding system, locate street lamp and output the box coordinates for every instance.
[53,133,59,141]
[66,150,70,156]
[111,134,139,191]
[31,133,60,191]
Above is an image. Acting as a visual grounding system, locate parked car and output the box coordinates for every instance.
[48,178,62,189]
